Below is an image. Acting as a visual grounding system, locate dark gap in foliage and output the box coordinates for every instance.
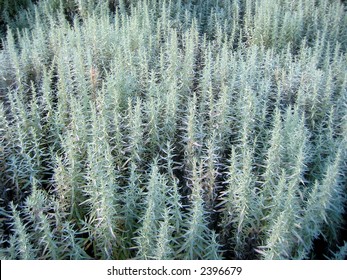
[312,234,329,260]
[0,204,12,249]
[77,230,95,259]
[0,28,5,50]
[210,158,233,259]
[337,202,347,259]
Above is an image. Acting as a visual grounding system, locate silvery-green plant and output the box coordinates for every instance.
[0,0,346,260]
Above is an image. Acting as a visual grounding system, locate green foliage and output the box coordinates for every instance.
[0,0,346,260]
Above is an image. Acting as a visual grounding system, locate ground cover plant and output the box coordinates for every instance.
[0,0,346,260]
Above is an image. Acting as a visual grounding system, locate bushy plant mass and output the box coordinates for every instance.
[0,0,346,260]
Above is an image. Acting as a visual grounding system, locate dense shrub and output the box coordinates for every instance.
[0,0,346,260]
